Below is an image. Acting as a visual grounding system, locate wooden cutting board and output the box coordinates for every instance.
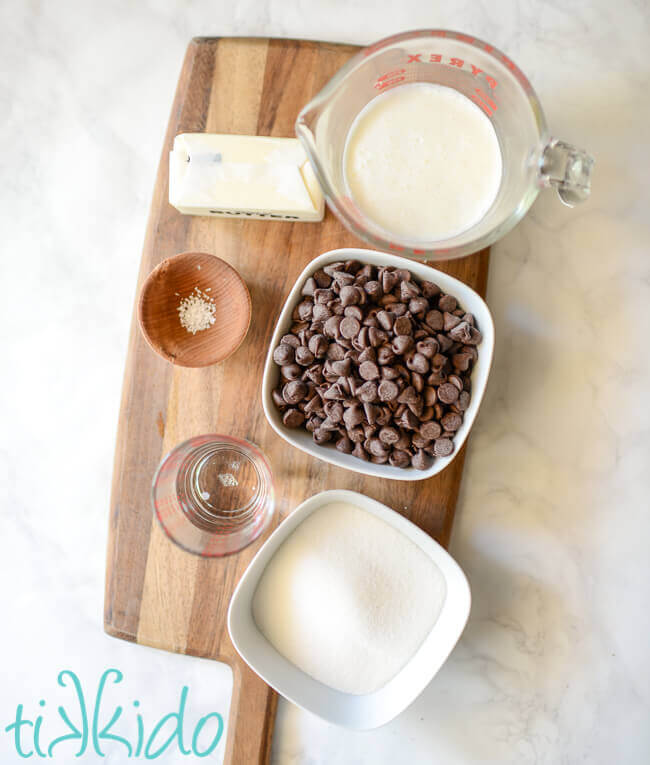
[104,37,490,765]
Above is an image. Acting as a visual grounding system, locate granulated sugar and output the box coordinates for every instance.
[252,501,447,695]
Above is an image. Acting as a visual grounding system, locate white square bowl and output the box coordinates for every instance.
[227,489,471,729]
[261,248,494,481]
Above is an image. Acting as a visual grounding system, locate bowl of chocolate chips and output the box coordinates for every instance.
[262,249,494,480]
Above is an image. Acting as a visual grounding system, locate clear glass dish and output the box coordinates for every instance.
[151,434,275,557]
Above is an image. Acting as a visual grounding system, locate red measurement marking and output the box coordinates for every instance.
[449,58,464,68]
[413,248,425,255]
[472,88,498,116]
[429,53,442,63]
[374,68,406,90]
[407,53,422,63]
[486,75,497,90]
[471,65,483,76]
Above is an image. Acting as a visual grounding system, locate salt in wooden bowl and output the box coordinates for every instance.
[138,251,251,367]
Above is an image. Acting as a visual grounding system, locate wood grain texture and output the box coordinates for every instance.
[104,37,490,765]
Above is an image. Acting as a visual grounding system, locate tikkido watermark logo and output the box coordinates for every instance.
[3,669,224,759]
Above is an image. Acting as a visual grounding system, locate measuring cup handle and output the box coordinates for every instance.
[540,138,594,206]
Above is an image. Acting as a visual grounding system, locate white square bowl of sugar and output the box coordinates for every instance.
[261,248,495,481]
[227,489,471,729]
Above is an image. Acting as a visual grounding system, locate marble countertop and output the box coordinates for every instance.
[1,0,648,762]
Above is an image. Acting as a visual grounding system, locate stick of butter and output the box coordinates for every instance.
[169,133,325,221]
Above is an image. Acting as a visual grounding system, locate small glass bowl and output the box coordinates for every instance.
[151,434,275,557]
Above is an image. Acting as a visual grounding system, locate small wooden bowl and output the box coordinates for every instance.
[138,252,251,367]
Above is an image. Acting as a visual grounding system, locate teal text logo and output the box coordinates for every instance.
[4,669,224,759]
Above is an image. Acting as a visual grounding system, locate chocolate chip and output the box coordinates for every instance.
[283,380,307,404]
[336,435,353,453]
[302,277,317,296]
[343,405,364,430]
[396,409,419,430]
[425,310,443,330]
[393,316,412,336]
[389,450,411,468]
[314,289,335,304]
[437,383,460,404]
[308,334,328,358]
[433,438,454,457]
[324,401,344,423]
[306,415,322,432]
[379,426,400,445]
[449,374,464,391]
[411,432,430,449]
[382,270,398,293]
[443,312,461,331]
[312,303,331,322]
[420,420,442,441]
[406,352,429,374]
[295,346,314,366]
[281,363,302,380]
[400,280,420,301]
[368,327,387,347]
[313,269,331,288]
[411,371,424,393]
[409,297,429,316]
[313,428,332,444]
[423,386,437,407]
[377,346,395,365]
[340,316,361,339]
[397,385,418,404]
[381,365,400,380]
[411,450,433,470]
[458,391,471,411]
[348,426,365,443]
[357,381,378,402]
[378,380,399,402]
[323,383,345,400]
[304,394,323,414]
[331,358,352,376]
[339,285,359,306]
[377,310,394,331]
[280,334,300,348]
[324,316,341,338]
[392,335,413,355]
[359,361,380,380]
[352,442,368,460]
[442,412,463,431]
[344,305,363,321]
[367,438,388,457]
[438,295,457,312]
[326,342,345,360]
[421,281,441,299]
[272,389,287,410]
[332,270,355,287]
[452,352,473,371]
[273,344,294,365]
[358,347,376,364]
[364,280,382,298]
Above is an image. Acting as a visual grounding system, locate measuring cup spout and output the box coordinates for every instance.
[540,138,594,206]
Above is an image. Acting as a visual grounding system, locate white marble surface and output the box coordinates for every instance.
[1,0,649,762]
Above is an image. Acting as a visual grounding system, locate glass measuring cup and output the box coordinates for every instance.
[151,434,275,556]
[296,29,594,261]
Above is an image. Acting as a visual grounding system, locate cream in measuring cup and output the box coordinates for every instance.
[296,30,594,261]
[343,82,503,241]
